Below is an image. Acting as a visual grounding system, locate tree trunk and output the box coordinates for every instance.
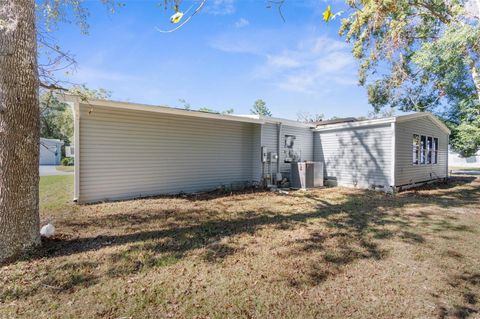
[0,0,41,263]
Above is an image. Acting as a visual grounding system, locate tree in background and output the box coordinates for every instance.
[179,98,234,114]
[198,107,234,114]
[334,0,480,156]
[251,99,272,117]
[297,111,324,123]
[367,108,396,120]
[40,94,74,146]
[40,87,111,147]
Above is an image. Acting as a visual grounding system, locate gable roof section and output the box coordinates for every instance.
[395,113,450,134]
[314,112,450,134]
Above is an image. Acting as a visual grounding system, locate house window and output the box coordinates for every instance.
[433,138,438,164]
[412,134,420,165]
[415,135,439,165]
[427,136,433,164]
[420,135,426,164]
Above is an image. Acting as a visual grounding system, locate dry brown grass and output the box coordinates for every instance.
[1,176,480,319]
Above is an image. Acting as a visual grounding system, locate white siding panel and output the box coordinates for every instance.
[260,123,279,174]
[395,117,448,186]
[314,124,392,188]
[79,104,259,202]
[251,125,262,182]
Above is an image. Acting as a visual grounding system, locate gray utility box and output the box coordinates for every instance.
[290,161,324,189]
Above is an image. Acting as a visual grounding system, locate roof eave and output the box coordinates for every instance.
[59,95,266,125]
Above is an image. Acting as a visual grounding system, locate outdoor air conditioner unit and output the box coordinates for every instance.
[290,161,324,189]
[306,161,324,187]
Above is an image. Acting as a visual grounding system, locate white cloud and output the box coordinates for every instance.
[204,0,235,15]
[211,28,357,93]
[234,18,249,28]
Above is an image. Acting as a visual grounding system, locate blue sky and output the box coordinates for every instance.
[48,0,374,119]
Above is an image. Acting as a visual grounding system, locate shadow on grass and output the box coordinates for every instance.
[35,178,480,258]
[436,272,480,319]
[4,177,478,298]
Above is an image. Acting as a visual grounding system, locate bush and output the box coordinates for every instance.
[61,157,74,166]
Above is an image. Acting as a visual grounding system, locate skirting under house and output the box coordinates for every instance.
[64,96,450,203]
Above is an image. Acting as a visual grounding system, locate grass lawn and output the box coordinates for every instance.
[55,165,75,172]
[1,176,480,318]
[39,175,74,213]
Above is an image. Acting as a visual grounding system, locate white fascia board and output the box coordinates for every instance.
[314,117,395,132]
[60,95,265,125]
[263,117,316,128]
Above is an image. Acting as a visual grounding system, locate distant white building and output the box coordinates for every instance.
[449,147,480,168]
[65,146,75,158]
[40,138,64,165]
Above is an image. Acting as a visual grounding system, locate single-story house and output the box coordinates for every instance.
[39,137,64,165]
[64,96,450,203]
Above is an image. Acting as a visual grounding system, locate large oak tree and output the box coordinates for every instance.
[0,0,183,263]
[336,0,480,156]
[0,0,41,263]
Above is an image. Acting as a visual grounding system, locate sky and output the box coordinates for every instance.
[46,0,375,120]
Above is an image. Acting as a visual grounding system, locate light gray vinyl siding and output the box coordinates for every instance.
[314,124,393,188]
[280,125,314,173]
[251,124,262,182]
[259,123,314,179]
[395,117,448,186]
[260,123,279,175]
[78,104,259,203]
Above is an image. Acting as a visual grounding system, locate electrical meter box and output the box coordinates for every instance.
[261,147,268,163]
[268,152,278,163]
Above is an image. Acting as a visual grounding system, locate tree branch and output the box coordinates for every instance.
[40,82,69,91]
[156,0,207,33]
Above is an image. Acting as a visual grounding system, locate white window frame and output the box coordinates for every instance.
[412,134,420,165]
[414,134,439,166]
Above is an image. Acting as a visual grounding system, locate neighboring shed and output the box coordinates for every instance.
[39,138,63,165]
[314,113,450,190]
